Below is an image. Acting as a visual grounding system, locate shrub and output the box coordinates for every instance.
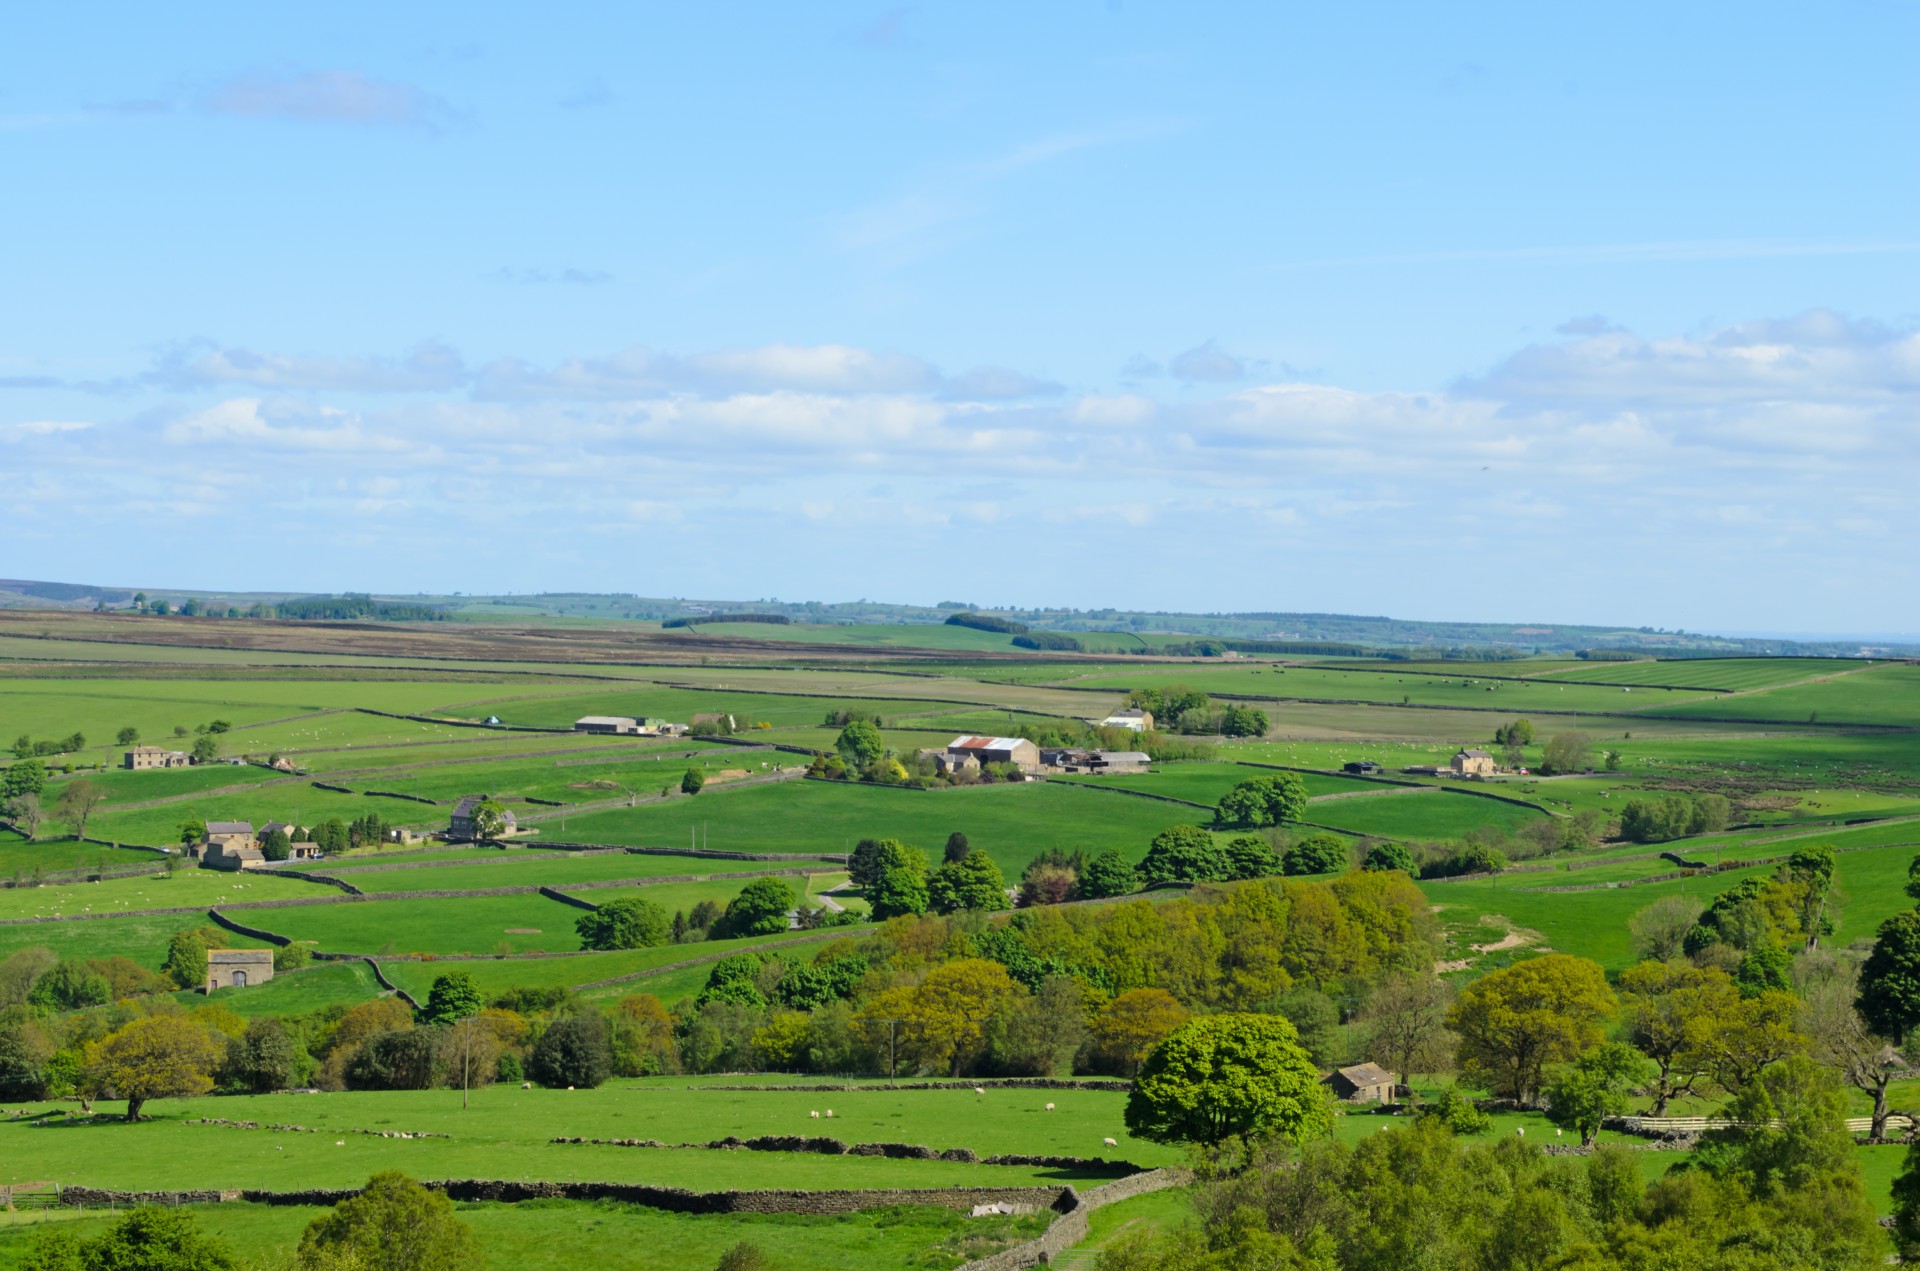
[529,1011,613,1089]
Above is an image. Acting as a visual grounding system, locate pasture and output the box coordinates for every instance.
[1649,662,1920,726]
[1303,789,1546,839]
[1052,663,1716,714]
[0,865,328,922]
[552,779,1203,874]
[0,910,274,970]
[246,894,592,956]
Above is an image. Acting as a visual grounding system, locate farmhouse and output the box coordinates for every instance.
[124,746,189,770]
[1100,708,1154,732]
[1324,1062,1397,1104]
[922,749,980,776]
[946,735,1041,772]
[574,715,641,735]
[449,795,517,841]
[202,834,266,871]
[203,821,254,853]
[1451,748,1497,777]
[205,948,274,993]
[261,821,297,839]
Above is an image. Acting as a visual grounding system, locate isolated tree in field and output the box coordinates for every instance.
[53,778,105,840]
[1627,894,1705,963]
[469,798,510,842]
[1449,954,1617,1103]
[943,831,971,864]
[1139,824,1228,884]
[116,726,140,747]
[1214,774,1307,829]
[1090,988,1190,1076]
[721,877,797,937]
[1125,1013,1330,1151]
[1360,971,1456,1092]
[529,1010,613,1088]
[1858,910,1920,1047]
[1281,833,1348,876]
[296,1170,479,1271]
[1540,732,1592,774]
[87,1014,223,1120]
[424,970,484,1025]
[190,734,219,764]
[834,718,885,768]
[680,767,706,796]
[1546,1041,1656,1145]
[926,848,1009,913]
[1363,841,1417,874]
[1077,848,1138,899]
[574,896,670,951]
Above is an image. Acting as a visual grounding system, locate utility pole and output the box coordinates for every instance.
[878,1018,902,1082]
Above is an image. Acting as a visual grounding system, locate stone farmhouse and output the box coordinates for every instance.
[125,746,190,770]
[945,736,1041,772]
[1324,1062,1396,1104]
[1099,708,1154,732]
[199,821,266,870]
[205,948,274,993]
[449,795,518,841]
[1451,748,1498,777]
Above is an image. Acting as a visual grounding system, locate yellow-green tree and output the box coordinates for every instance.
[297,1170,480,1271]
[85,1014,224,1120]
[1089,988,1191,1076]
[1619,959,1740,1113]
[1448,954,1617,1103]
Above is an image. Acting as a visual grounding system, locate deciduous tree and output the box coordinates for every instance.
[1139,824,1228,884]
[574,897,671,951]
[1448,954,1617,1103]
[86,1014,224,1120]
[1089,988,1191,1077]
[1359,971,1455,1091]
[721,877,797,937]
[296,1170,479,1271]
[1125,1013,1330,1150]
[926,848,1009,913]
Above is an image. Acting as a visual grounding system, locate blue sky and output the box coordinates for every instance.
[4,3,1917,633]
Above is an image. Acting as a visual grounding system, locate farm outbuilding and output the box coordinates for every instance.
[946,735,1041,772]
[1099,708,1154,732]
[1085,750,1151,774]
[574,715,641,735]
[1343,761,1382,775]
[205,949,274,993]
[1324,1062,1397,1104]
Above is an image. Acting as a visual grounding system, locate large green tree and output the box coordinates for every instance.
[866,841,930,920]
[1124,1013,1330,1150]
[528,1011,613,1089]
[1448,954,1617,1103]
[574,897,671,951]
[834,718,885,767]
[721,877,798,937]
[423,970,484,1025]
[1214,774,1308,829]
[926,848,1009,913]
[1545,1041,1655,1145]
[1138,824,1228,884]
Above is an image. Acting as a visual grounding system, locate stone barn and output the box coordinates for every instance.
[205,949,274,993]
[1324,1062,1397,1104]
[946,736,1041,772]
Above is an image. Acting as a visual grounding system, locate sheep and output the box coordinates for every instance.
[335,1140,344,1147]
[1516,1126,1525,1137]
[810,1110,820,1119]
[824,1109,834,1118]
[1103,1137,1118,1147]
[1045,1103,1055,1112]
[522,1082,532,1090]
[974,1087,986,1096]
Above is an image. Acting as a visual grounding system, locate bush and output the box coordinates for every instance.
[575,897,671,951]
[1281,833,1348,876]
[1420,1086,1491,1134]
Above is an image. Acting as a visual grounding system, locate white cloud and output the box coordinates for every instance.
[0,419,92,439]
[153,341,466,393]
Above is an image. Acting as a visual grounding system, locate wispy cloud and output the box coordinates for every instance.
[150,340,466,394]
[201,70,465,131]
[1266,238,1920,272]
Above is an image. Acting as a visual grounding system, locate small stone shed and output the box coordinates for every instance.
[205,949,274,993]
[1324,1062,1397,1104]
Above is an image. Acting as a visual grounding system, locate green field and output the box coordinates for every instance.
[1649,662,1920,726]
[1527,656,1878,691]
[0,909,275,969]
[0,864,330,922]
[552,779,1204,874]
[0,836,165,877]
[1304,789,1546,839]
[325,851,803,892]
[1054,663,1716,714]
[246,893,593,956]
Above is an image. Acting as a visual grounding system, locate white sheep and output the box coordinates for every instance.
[824,1109,834,1118]
[335,1140,344,1147]
[1516,1126,1525,1137]
[1103,1137,1118,1147]
[522,1082,532,1090]
[810,1110,820,1119]
[1045,1103,1055,1112]
[974,1087,985,1095]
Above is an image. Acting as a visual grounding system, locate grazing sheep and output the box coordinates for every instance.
[824,1109,834,1118]
[335,1141,344,1147]
[810,1110,820,1119]
[522,1082,532,1090]
[1045,1103,1055,1112]
[1103,1137,1118,1147]
[974,1087,986,1095]
[1516,1127,1524,1137]
[568,1086,575,1091]
[1555,1128,1563,1138]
